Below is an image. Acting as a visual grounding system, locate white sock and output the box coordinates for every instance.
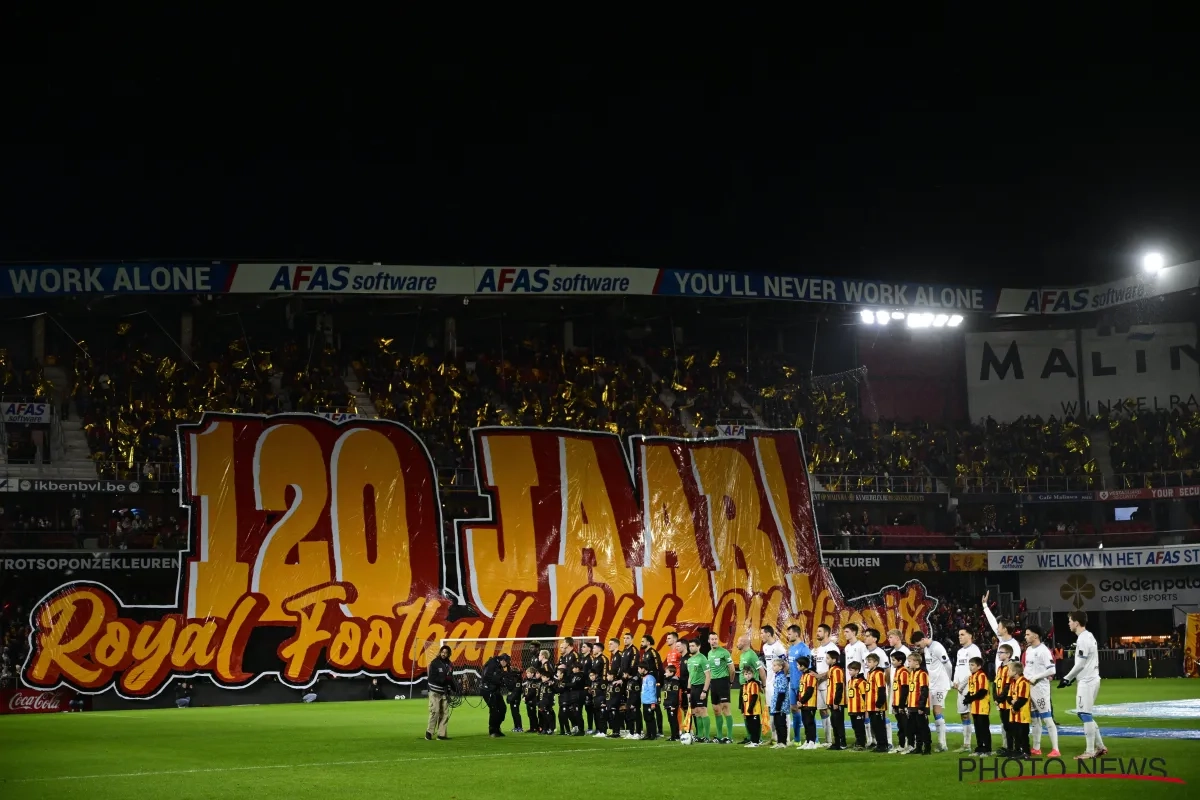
[1031,718,1042,751]
[824,716,832,742]
[936,718,947,748]
[1093,725,1105,751]
[1046,718,1059,751]
[1084,721,1096,753]
[962,721,972,749]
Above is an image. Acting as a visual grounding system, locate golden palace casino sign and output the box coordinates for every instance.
[22,414,933,699]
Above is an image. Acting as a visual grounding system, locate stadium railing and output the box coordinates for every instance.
[1108,471,1200,489]
[94,461,180,482]
[818,526,1200,551]
[813,474,938,493]
[1095,647,1182,678]
[88,461,479,489]
[956,475,1096,493]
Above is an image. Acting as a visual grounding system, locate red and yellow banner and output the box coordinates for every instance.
[22,414,933,698]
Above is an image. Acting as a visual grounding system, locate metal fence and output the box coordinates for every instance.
[957,475,1097,493]
[1108,471,1200,489]
[814,474,939,493]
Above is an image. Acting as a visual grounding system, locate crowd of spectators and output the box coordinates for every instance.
[2,313,1188,506]
[1108,408,1200,485]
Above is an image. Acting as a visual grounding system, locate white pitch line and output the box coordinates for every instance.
[4,744,650,784]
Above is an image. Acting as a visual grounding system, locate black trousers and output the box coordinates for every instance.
[508,701,522,730]
[642,704,658,739]
[800,707,817,742]
[850,713,867,747]
[665,705,680,739]
[972,714,992,752]
[485,692,506,735]
[829,707,847,747]
[525,701,537,729]
[584,699,594,730]
[869,711,888,748]
[893,708,907,747]
[609,707,624,734]
[911,710,931,749]
[773,712,788,745]
[628,696,642,732]
[999,709,1010,747]
[654,702,663,735]
[539,705,554,732]
[746,714,762,744]
[1011,721,1030,755]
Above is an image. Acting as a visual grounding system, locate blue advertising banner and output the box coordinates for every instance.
[656,269,996,311]
[2,264,235,296]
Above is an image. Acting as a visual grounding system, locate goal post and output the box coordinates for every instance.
[431,637,601,696]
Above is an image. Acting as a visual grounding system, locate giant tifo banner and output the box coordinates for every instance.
[20,414,934,699]
[965,323,1200,422]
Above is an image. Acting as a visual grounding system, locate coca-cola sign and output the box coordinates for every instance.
[0,688,71,714]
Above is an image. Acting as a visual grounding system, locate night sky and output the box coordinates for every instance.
[3,15,1197,288]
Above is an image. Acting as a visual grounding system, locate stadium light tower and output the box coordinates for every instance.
[1142,252,1165,273]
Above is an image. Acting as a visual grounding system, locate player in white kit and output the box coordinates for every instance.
[981,591,1021,751]
[982,591,1022,669]
[912,630,952,751]
[1060,610,1107,759]
[812,624,840,746]
[1023,625,1060,757]
[953,628,981,752]
[760,625,787,741]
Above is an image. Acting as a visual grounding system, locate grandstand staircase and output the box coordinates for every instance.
[343,370,380,419]
[1089,426,1115,485]
[1,366,100,480]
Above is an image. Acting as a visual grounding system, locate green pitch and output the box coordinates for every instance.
[0,680,1196,800]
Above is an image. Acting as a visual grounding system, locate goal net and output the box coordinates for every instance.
[431,637,602,700]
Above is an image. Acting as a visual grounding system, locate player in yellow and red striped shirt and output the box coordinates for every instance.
[1007,662,1032,759]
[889,650,911,754]
[866,654,890,753]
[963,657,992,755]
[905,652,931,755]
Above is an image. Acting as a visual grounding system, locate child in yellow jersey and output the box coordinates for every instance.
[1007,662,1032,759]
[993,644,1014,756]
[740,666,763,747]
[846,661,870,750]
[866,654,890,753]
[963,657,992,755]
[905,652,931,755]
[889,650,911,754]
[794,656,820,750]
